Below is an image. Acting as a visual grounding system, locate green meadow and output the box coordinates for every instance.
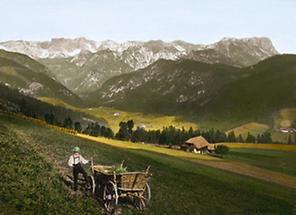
[38,97,198,132]
[1,113,296,214]
[225,147,296,176]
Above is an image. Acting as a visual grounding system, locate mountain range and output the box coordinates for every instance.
[87,59,241,112]
[1,36,294,128]
[87,54,296,124]
[0,37,278,94]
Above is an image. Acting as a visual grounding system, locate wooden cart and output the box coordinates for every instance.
[90,162,152,212]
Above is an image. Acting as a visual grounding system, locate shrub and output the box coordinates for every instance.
[215,144,229,155]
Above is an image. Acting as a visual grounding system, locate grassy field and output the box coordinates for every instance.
[79,135,296,189]
[1,113,296,214]
[227,122,270,137]
[225,147,296,176]
[225,143,296,151]
[0,123,100,214]
[38,97,198,132]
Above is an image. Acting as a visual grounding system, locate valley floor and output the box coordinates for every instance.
[78,134,296,189]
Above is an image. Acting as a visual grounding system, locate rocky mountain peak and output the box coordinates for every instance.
[187,37,279,67]
[214,37,278,55]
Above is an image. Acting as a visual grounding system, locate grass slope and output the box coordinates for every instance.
[227,122,270,137]
[0,50,82,106]
[0,124,100,214]
[0,49,54,77]
[1,113,296,214]
[202,55,296,121]
[0,85,102,127]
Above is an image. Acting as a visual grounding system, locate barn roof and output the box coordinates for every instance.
[185,136,209,149]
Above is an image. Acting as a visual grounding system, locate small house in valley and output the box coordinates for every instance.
[279,127,296,133]
[181,136,214,154]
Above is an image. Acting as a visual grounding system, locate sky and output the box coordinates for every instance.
[0,0,295,53]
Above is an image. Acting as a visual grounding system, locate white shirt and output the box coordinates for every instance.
[68,153,89,167]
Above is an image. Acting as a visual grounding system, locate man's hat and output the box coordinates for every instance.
[73,146,80,152]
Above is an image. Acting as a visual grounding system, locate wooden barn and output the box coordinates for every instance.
[181,136,214,154]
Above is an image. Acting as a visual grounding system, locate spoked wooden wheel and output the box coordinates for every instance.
[83,176,95,196]
[88,175,96,195]
[135,183,151,210]
[103,181,118,213]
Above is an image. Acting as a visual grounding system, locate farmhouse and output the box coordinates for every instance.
[279,127,296,133]
[181,136,214,154]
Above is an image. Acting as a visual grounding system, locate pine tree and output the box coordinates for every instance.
[256,134,261,143]
[116,121,130,140]
[227,131,236,142]
[127,120,134,134]
[105,128,114,138]
[246,132,256,143]
[288,133,292,144]
[131,127,146,142]
[201,131,210,142]
[74,122,82,132]
[44,113,54,124]
[159,127,168,144]
[263,132,272,143]
[215,130,227,143]
[238,134,244,143]
[63,117,73,129]
[209,128,215,143]
[100,126,106,137]
[188,127,194,138]
[83,123,93,134]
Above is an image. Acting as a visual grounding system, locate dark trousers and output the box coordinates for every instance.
[73,163,88,191]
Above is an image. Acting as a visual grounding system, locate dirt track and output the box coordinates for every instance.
[195,159,296,189]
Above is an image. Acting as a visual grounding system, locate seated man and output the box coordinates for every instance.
[68,146,89,191]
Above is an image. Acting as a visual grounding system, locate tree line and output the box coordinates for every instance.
[44,113,114,138]
[46,116,275,145]
[44,115,296,145]
[31,109,278,145]
[113,120,274,145]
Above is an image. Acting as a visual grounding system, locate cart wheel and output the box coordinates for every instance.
[143,183,151,202]
[84,176,95,196]
[88,175,96,195]
[135,183,151,210]
[103,181,118,213]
